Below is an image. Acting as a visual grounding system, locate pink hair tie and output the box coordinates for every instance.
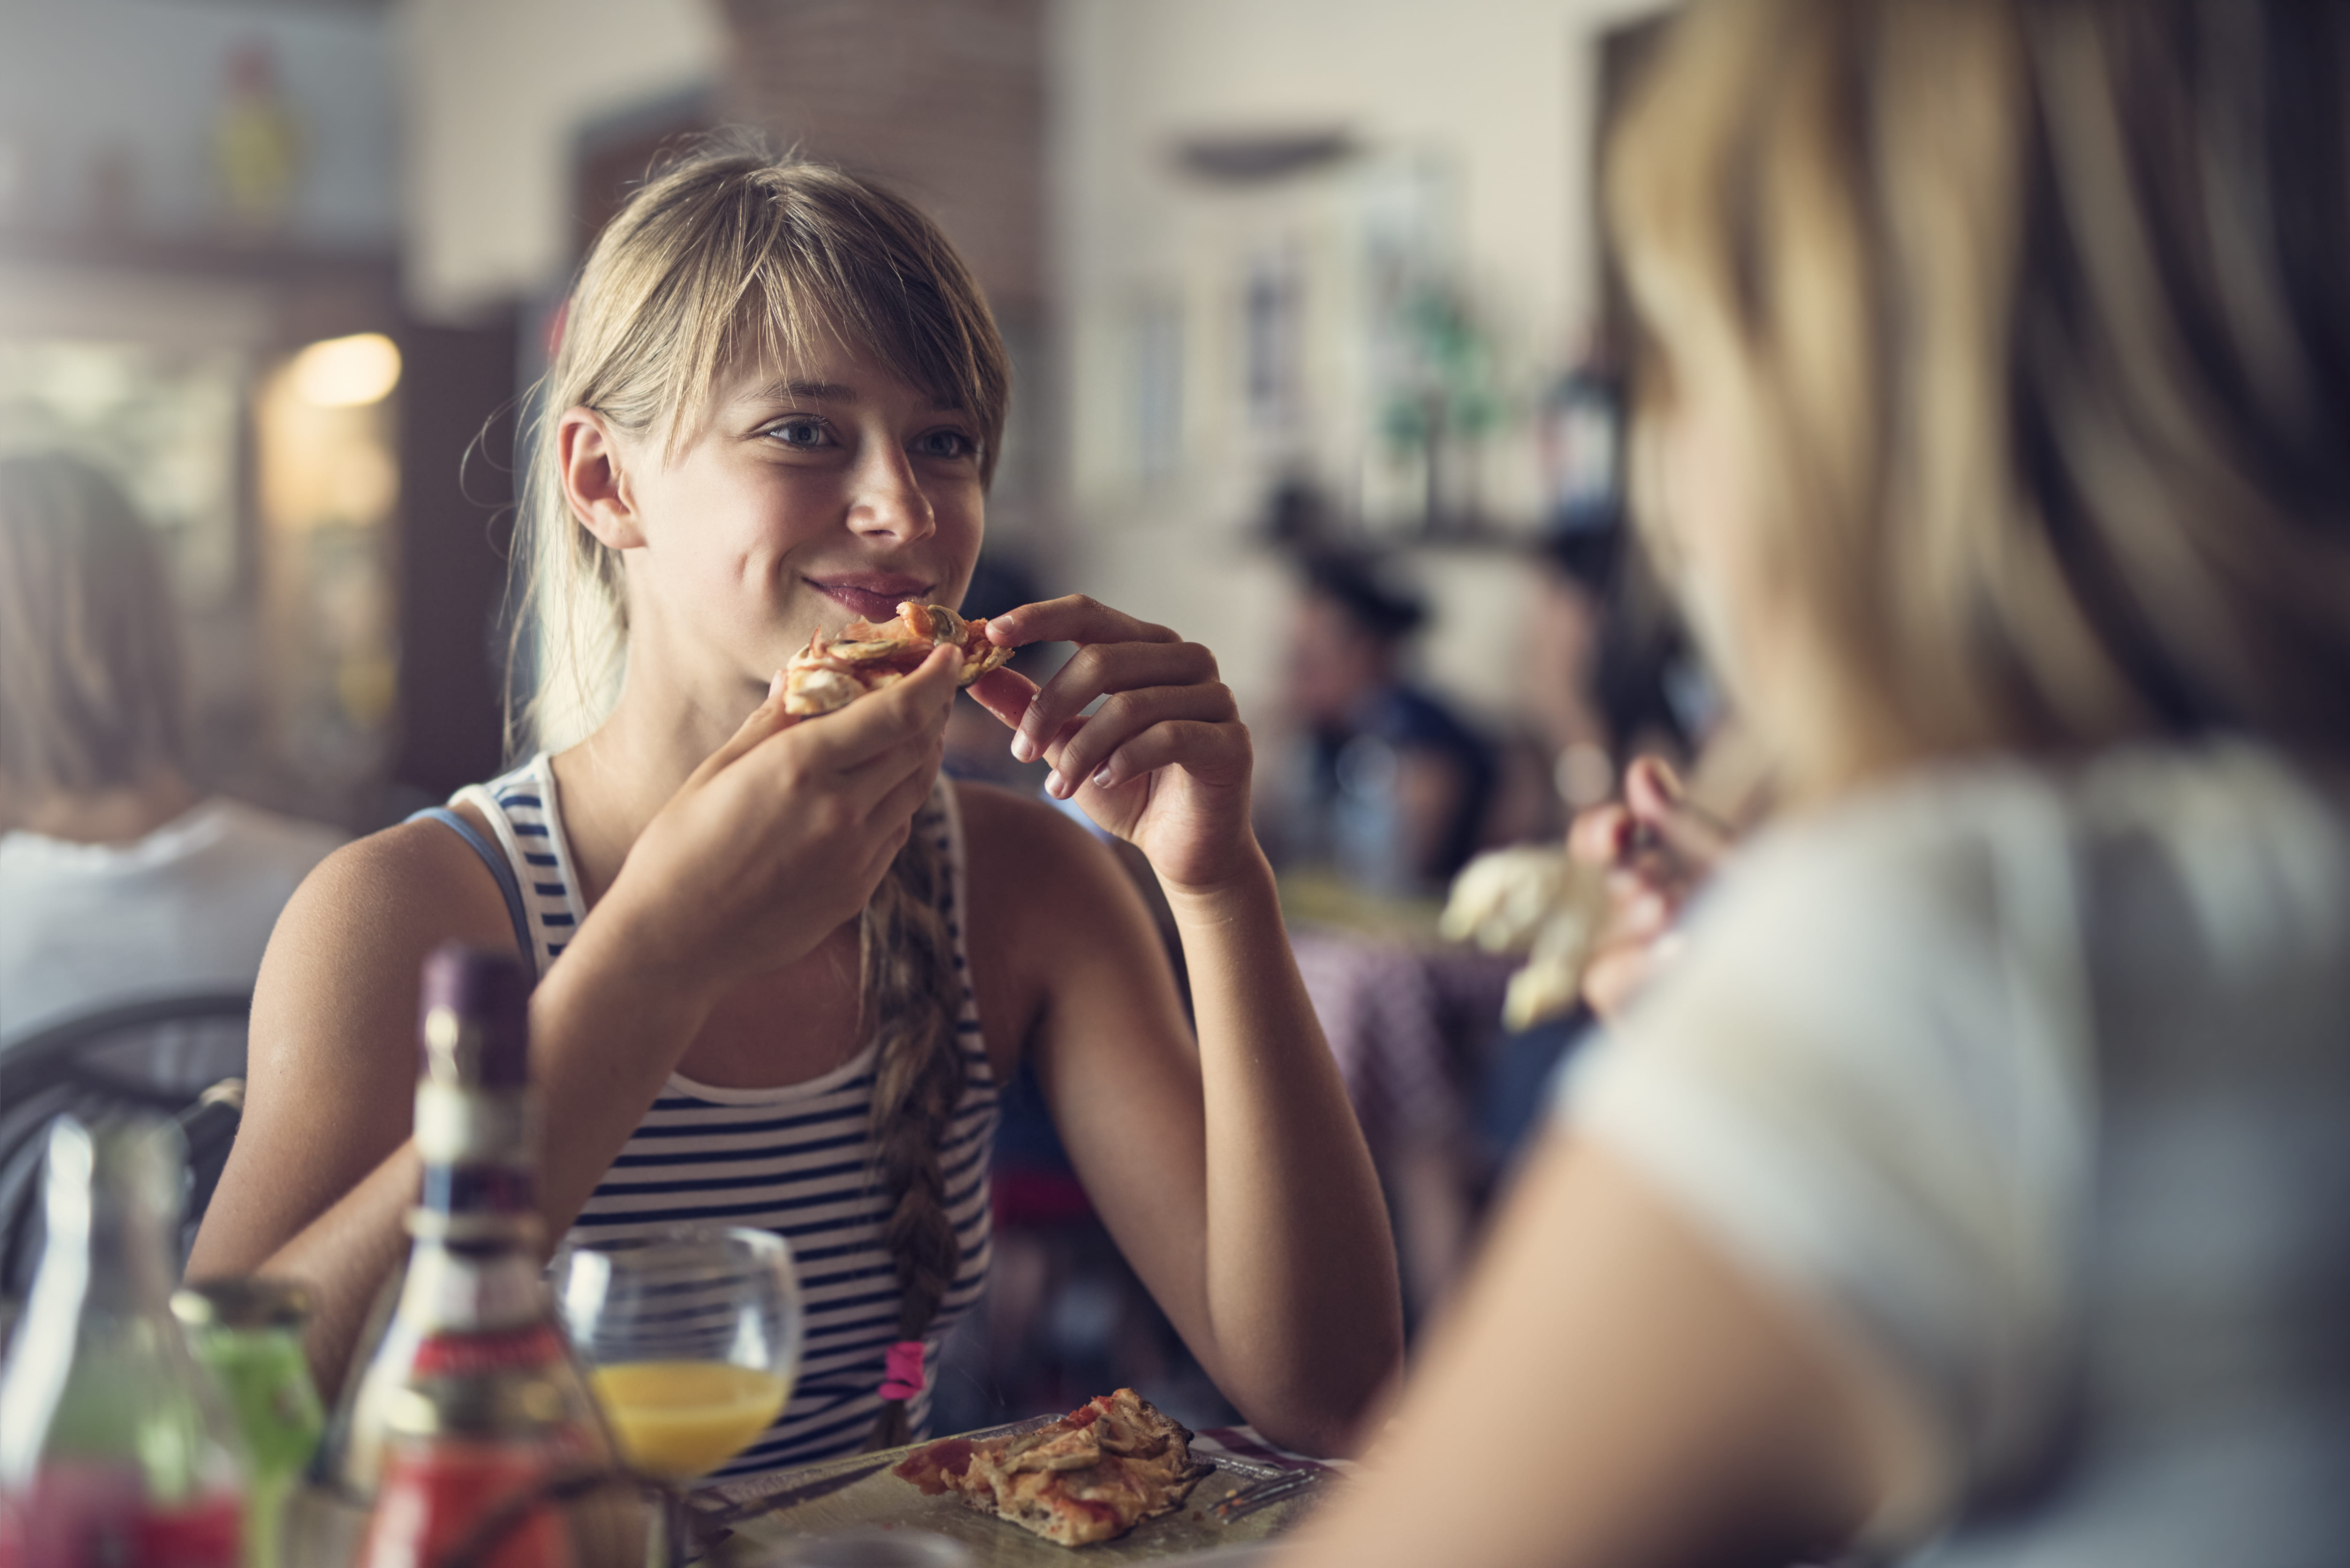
[879,1339,927,1402]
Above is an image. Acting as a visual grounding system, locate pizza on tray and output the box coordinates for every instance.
[893,1388,1212,1548]
[782,600,1014,717]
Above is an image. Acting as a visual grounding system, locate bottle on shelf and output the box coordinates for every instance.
[313,943,628,1568]
[0,1116,247,1568]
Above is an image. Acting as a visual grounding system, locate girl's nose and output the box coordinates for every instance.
[848,444,936,542]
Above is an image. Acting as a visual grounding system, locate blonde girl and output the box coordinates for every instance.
[191,146,1401,1471]
[1288,1,2350,1564]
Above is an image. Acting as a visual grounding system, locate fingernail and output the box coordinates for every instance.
[1044,768,1065,797]
[1010,732,1036,764]
[1091,766,1113,789]
[767,669,786,702]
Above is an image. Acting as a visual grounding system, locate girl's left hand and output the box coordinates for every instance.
[968,595,1256,893]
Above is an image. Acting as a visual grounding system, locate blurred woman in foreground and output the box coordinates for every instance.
[1288,2,2350,1564]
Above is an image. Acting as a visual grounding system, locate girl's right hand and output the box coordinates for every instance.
[1570,756,1734,1019]
[595,645,961,998]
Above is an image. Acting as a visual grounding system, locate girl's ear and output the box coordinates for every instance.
[557,406,645,550]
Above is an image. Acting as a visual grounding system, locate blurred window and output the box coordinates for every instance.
[0,339,246,609]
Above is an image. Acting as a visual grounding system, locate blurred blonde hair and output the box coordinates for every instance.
[0,454,189,798]
[1609,0,2350,798]
[515,139,1008,1450]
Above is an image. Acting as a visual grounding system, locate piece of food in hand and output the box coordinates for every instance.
[892,1388,1211,1548]
[1440,846,1606,1030]
[782,601,1015,717]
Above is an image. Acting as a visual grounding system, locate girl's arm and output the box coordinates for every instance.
[966,598,1405,1456]
[189,651,962,1390]
[1277,1134,1934,1568]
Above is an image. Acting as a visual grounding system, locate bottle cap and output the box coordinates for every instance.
[171,1275,318,1330]
[418,943,531,1089]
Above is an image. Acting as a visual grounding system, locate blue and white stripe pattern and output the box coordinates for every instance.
[453,755,998,1477]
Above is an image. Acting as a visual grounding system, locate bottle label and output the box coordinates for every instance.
[410,1323,569,1381]
[360,1441,576,1568]
[0,1467,241,1568]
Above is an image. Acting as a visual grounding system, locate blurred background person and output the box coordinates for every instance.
[1503,526,1696,829]
[1275,551,1497,900]
[1287,1,2350,1565]
[0,453,341,1073]
[1260,550,1510,1321]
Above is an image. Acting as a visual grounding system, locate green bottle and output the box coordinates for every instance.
[171,1278,326,1568]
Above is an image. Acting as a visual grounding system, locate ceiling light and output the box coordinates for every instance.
[290,333,401,408]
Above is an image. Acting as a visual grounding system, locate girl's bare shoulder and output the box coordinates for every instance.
[266,806,524,989]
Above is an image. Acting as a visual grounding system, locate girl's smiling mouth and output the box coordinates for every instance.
[807,573,935,623]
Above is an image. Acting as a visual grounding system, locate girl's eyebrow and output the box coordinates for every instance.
[740,377,966,415]
[751,378,856,403]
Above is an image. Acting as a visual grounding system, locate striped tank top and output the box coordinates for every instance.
[450,754,998,1477]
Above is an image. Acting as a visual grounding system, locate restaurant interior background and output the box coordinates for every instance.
[1,0,1677,1426]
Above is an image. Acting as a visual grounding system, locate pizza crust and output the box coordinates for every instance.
[1438,845,1606,1029]
[893,1389,1211,1548]
[782,601,1016,717]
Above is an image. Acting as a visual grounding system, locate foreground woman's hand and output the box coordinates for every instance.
[598,644,961,995]
[1571,756,1735,1018]
[969,596,1256,892]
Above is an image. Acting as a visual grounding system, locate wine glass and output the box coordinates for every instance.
[551,1225,804,1566]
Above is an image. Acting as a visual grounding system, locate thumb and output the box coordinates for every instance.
[1623,755,1732,866]
[1621,755,1684,825]
[893,642,964,706]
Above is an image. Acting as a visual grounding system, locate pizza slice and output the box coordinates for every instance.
[893,1388,1211,1548]
[781,600,1016,717]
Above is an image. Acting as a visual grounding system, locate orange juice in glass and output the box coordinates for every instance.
[553,1226,804,1564]
[590,1361,793,1483]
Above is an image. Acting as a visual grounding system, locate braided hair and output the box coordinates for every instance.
[857,806,968,1447]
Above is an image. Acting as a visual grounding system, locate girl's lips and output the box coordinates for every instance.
[810,577,930,624]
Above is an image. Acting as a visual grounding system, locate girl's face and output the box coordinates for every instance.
[574,340,988,698]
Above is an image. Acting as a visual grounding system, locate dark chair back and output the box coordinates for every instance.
[0,991,252,1300]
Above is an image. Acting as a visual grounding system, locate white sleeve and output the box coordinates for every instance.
[1559,776,2096,1493]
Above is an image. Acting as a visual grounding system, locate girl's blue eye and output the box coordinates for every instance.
[767,418,829,448]
[917,429,976,460]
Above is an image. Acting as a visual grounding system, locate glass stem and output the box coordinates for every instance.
[657,1482,694,1568]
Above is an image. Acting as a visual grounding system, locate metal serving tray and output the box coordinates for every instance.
[698,1418,1327,1565]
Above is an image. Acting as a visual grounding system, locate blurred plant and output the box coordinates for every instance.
[1377,285,1507,534]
